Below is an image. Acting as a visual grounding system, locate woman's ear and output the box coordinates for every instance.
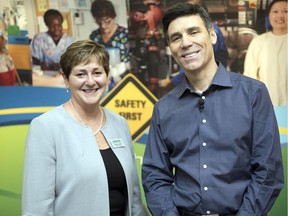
[61,72,69,89]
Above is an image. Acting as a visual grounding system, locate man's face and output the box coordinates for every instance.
[167,14,216,72]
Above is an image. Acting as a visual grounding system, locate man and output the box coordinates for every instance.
[158,0,228,89]
[142,3,284,216]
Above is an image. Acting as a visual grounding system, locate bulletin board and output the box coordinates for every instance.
[34,0,73,35]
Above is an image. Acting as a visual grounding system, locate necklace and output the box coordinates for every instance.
[70,99,103,135]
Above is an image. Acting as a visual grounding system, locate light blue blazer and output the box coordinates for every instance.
[22,105,148,216]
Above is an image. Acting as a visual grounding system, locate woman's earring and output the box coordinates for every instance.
[66,89,69,93]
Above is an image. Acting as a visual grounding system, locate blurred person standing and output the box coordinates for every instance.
[244,0,287,106]
[30,9,74,77]
[0,17,16,86]
[90,0,130,87]
[22,40,148,216]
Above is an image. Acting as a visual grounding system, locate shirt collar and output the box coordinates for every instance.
[177,63,232,98]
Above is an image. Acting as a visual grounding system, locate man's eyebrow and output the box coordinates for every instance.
[168,31,181,40]
[169,26,201,39]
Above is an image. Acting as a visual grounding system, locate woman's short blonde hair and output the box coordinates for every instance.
[60,40,110,79]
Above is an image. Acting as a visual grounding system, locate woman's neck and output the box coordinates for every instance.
[272,28,287,36]
[101,24,117,43]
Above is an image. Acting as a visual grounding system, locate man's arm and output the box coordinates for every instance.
[237,83,284,216]
[142,106,179,216]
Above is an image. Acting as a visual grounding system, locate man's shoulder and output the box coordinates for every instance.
[156,85,183,107]
[229,72,266,92]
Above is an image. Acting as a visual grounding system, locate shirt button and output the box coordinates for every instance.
[202,142,206,146]
[204,187,208,191]
[202,119,206,123]
[203,164,207,168]
[206,210,211,214]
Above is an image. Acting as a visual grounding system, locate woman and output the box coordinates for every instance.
[244,0,287,106]
[30,9,74,77]
[0,17,16,86]
[90,0,130,87]
[22,40,147,216]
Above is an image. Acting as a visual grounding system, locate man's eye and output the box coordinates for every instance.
[189,31,198,35]
[170,36,180,42]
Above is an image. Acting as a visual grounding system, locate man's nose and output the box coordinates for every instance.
[180,34,193,48]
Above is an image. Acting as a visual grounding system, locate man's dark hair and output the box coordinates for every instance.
[90,0,116,20]
[162,3,212,39]
[43,9,63,27]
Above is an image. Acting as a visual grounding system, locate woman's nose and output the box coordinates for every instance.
[85,74,96,84]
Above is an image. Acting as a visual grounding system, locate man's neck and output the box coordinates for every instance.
[185,62,218,93]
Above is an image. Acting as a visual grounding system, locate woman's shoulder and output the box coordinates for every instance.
[103,107,125,122]
[89,29,101,40]
[31,105,65,125]
[116,25,128,34]
[33,32,49,40]
[252,32,271,43]
[62,33,74,40]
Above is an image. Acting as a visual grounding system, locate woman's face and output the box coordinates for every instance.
[96,16,116,35]
[269,1,287,32]
[47,15,63,39]
[63,58,108,107]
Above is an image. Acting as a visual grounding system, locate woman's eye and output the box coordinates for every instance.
[76,73,85,77]
[94,71,103,75]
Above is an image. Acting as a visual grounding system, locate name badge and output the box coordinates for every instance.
[109,139,125,148]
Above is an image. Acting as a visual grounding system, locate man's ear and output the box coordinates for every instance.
[210,27,217,45]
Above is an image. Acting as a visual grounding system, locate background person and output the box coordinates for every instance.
[30,9,74,77]
[0,17,17,86]
[22,40,147,216]
[142,3,284,216]
[90,0,130,88]
[244,0,287,106]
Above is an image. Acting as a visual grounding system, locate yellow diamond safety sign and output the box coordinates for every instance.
[101,73,157,142]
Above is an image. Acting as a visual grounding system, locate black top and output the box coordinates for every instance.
[100,148,127,216]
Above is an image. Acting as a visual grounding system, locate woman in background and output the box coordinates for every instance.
[22,40,147,216]
[0,17,16,86]
[90,0,130,87]
[244,0,287,106]
[30,9,74,77]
